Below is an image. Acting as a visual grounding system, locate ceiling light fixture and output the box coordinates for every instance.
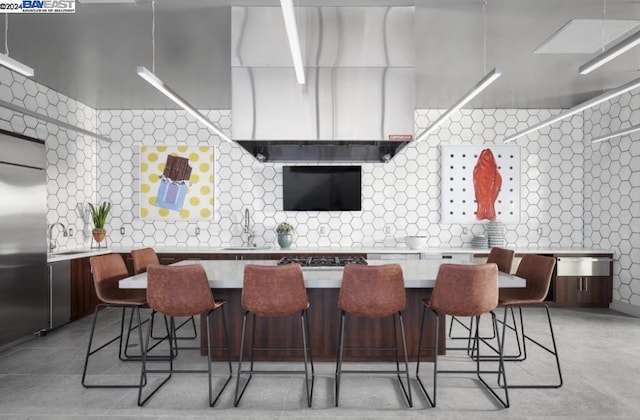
[590,123,640,143]
[504,75,640,143]
[136,66,232,143]
[0,98,111,142]
[1,15,34,77]
[579,30,640,75]
[136,1,231,143]
[415,68,502,143]
[416,3,501,143]
[0,54,34,77]
[280,0,305,84]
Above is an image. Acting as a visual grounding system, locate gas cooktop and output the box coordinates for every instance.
[278,256,368,268]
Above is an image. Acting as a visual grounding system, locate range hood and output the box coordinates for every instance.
[231,6,415,163]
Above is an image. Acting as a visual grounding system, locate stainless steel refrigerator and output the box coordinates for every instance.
[0,129,48,348]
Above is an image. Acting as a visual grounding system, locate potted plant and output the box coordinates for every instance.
[276,222,294,249]
[88,201,111,244]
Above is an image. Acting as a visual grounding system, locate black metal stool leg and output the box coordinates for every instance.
[151,313,198,340]
[335,311,412,408]
[301,311,314,407]
[502,305,563,389]
[234,311,311,407]
[476,313,510,408]
[138,311,173,406]
[416,305,436,407]
[234,311,251,407]
[83,304,146,389]
[397,312,413,407]
[206,307,233,407]
[335,310,346,407]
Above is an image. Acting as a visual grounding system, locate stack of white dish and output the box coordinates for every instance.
[487,220,506,247]
[404,236,428,249]
[471,236,489,248]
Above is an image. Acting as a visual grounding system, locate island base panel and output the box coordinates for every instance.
[201,288,446,362]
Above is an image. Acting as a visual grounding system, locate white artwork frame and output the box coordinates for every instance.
[441,145,520,224]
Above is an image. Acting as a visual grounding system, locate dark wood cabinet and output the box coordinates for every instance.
[555,275,612,307]
[474,251,613,307]
[552,255,613,308]
[203,287,443,362]
[69,257,100,321]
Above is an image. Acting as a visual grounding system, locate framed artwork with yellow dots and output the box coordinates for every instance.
[140,145,215,220]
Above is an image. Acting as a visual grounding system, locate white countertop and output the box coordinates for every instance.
[47,245,614,263]
[47,248,111,263]
[119,259,526,289]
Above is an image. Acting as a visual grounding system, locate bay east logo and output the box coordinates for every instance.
[22,0,75,13]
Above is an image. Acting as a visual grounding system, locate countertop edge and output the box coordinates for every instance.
[47,246,615,262]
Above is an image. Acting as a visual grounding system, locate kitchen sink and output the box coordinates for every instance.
[222,246,273,251]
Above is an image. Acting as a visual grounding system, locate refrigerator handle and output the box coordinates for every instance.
[48,265,52,330]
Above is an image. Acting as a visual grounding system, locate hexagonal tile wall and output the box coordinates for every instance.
[95,107,585,252]
[584,91,640,312]
[0,68,96,250]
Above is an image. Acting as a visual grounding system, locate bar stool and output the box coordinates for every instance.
[82,253,147,389]
[448,247,515,342]
[494,254,562,388]
[335,264,412,408]
[131,247,197,340]
[138,264,232,407]
[416,263,509,408]
[234,263,314,408]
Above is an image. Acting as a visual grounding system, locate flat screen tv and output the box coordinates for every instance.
[283,166,361,211]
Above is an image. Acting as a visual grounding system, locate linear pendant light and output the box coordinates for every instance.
[280,0,305,84]
[0,53,34,77]
[504,75,640,143]
[579,30,640,75]
[136,66,232,143]
[415,67,502,143]
[0,98,110,142]
[1,15,33,77]
[591,123,640,143]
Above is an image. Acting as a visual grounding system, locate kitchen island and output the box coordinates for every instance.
[60,246,614,323]
[120,259,525,362]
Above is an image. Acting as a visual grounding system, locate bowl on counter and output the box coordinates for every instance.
[404,236,428,249]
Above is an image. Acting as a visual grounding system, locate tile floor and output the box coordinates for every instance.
[0,307,638,419]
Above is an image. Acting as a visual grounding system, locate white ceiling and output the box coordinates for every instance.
[533,19,640,54]
[8,0,640,110]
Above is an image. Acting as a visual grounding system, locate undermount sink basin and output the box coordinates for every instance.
[221,246,273,251]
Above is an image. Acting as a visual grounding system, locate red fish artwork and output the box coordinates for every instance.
[473,148,502,220]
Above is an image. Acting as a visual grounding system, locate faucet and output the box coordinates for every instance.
[48,222,68,252]
[242,208,256,247]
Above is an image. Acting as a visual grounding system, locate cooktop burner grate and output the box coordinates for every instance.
[278,256,368,267]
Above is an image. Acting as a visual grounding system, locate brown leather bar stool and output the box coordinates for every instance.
[234,263,314,408]
[131,247,197,340]
[493,254,562,388]
[335,264,412,408]
[416,263,509,408]
[138,264,232,407]
[82,253,147,389]
[449,247,515,345]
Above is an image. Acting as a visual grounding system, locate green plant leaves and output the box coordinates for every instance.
[88,201,111,229]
